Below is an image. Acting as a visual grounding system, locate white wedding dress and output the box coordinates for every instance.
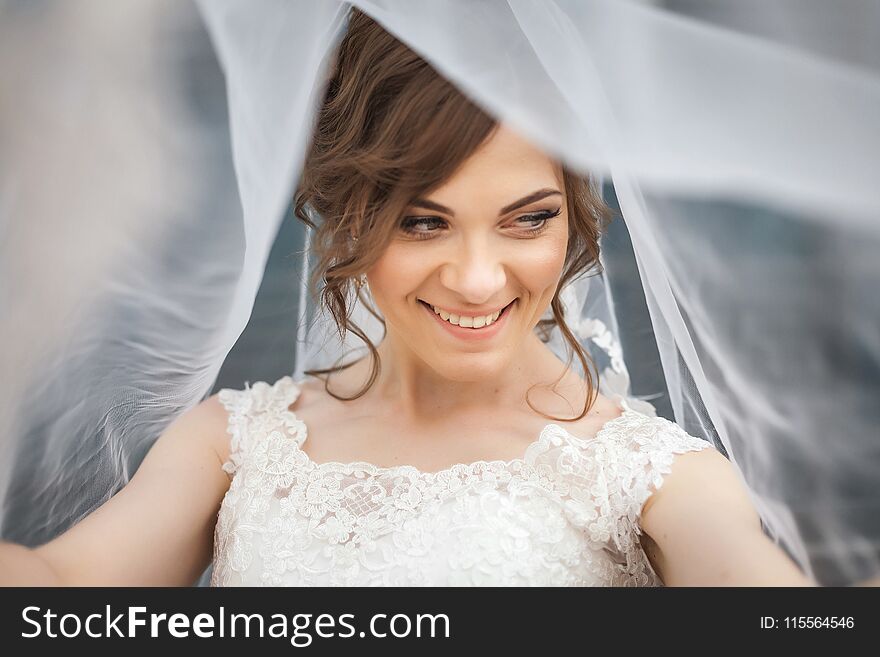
[210,375,713,586]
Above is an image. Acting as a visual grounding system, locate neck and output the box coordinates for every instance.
[348,330,573,424]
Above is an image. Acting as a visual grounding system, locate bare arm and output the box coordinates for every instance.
[0,393,232,586]
[639,448,816,586]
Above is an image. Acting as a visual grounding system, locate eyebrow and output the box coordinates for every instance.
[410,188,562,216]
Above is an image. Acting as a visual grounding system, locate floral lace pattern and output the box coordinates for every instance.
[211,376,712,586]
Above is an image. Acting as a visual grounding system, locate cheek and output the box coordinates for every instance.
[518,232,567,293]
[367,244,428,302]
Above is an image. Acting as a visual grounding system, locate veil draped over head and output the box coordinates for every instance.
[1,0,878,586]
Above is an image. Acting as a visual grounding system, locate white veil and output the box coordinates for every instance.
[1,0,878,586]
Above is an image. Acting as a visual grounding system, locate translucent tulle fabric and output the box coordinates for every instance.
[0,0,878,585]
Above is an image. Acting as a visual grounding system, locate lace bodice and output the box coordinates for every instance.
[211,375,713,586]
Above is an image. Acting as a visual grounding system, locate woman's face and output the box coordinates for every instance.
[366,123,569,382]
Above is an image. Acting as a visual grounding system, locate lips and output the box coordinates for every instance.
[418,299,515,319]
[419,298,517,340]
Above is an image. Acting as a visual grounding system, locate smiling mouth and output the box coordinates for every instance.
[418,298,516,326]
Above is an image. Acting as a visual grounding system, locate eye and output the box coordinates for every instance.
[399,216,446,240]
[515,208,561,234]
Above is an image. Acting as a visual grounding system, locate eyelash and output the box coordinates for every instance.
[399,208,561,240]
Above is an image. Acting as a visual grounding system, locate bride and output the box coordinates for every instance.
[0,8,814,587]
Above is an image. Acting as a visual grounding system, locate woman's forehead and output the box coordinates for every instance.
[417,125,563,209]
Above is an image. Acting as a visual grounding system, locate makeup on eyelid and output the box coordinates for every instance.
[400,207,561,239]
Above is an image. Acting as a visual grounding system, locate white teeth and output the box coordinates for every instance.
[431,303,505,328]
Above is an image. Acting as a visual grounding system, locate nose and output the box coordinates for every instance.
[438,237,508,306]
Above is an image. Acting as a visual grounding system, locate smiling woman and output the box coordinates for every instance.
[293,8,610,424]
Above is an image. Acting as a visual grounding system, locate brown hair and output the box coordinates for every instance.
[293,7,612,422]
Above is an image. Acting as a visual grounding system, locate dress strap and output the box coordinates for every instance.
[603,413,713,573]
[217,376,305,476]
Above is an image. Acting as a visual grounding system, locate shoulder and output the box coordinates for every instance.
[166,393,237,472]
[593,406,717,522]
[168,392,231,443]
[606,405,713,458]
[211,376,308,475]
[592,408,767,575]
[638,440,754,530]
[541,398,719,557]
[560,390,713,467]
[146,390,235,477]
[215,376,305,417]
[631,435,772,585]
